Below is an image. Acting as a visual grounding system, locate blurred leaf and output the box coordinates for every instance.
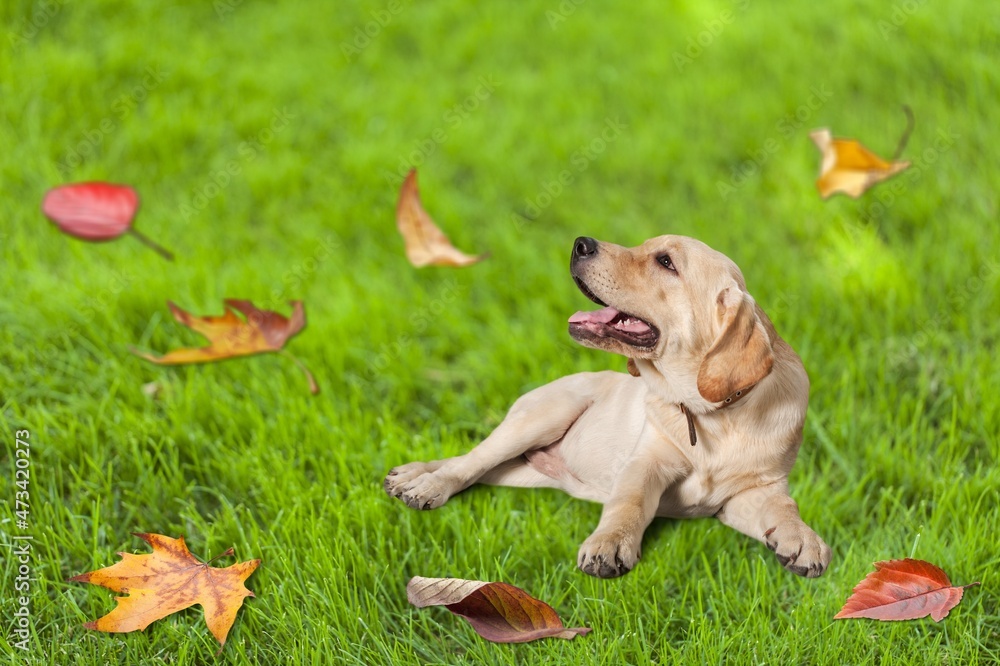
[396,169,484,267]
[42,181,173,260]
[809,129,910,199]
[133,299,318,393]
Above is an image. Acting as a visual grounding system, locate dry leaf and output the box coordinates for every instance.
[835,558,979,622]
[42,182,174,260]
[395,169,484,267]
[407,576,590,643]
[69,533,259,649]
[809,129,910,199]
[132,299,318,394]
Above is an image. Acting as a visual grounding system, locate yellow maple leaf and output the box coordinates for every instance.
[69,533,259,650]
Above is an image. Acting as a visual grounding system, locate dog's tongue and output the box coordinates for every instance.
[568,306,620,324]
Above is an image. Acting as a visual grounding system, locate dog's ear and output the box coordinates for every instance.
[627,358,641,377]
[697,282,774,403]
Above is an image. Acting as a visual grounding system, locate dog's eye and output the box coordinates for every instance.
[657,254,676,272]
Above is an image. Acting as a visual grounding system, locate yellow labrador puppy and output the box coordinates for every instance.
[385,235,831,578]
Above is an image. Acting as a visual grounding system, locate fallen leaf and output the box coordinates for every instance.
[835,558,979,622]
[407,576,590,643]
[42,182,174,260]
[396,169,484,267]
[809,129,910,199]
[133,299,318,394]
[69,533,259,650]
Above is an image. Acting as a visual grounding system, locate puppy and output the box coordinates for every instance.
[385,235,831,578]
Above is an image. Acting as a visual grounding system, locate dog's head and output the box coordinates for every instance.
[568,235,775,405]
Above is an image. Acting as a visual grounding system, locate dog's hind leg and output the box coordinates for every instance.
[384,373,598,510]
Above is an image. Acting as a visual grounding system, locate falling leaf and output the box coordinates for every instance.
[396,169,484,267]
[132,299,318,394]
[69,533,259,650]
[406,576,590,643]
[809,129,911,199]
[42,182,174,260]
[835,558,980,622]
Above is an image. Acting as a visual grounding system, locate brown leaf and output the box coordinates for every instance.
[132,299,317,393]
[835,558,979,622]
[69,533,260,649]
[395,169,484,267]
[809,128,910,199]
[406,576,590,643]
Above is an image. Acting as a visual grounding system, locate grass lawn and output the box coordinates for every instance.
[2,0,999,663]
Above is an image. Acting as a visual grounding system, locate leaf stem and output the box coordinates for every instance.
[208,547,235,564]
[280,349,320,395]
[128,227,175,261]
[892,105,915,161]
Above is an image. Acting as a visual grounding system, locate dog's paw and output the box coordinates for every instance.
[577,530,640,578]
[383,461,456,510]
[764,522,831,578]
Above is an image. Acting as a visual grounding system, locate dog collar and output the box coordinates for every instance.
[626,359,756,446]
[679,384,756,446]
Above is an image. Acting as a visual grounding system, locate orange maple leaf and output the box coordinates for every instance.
[809,128,911,199]
[396,169,484,267]
[69,533,260,649]
[132,299,318,393]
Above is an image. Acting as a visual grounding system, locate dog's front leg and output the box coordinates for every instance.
[577,438,685,578]
[716,481,831,577]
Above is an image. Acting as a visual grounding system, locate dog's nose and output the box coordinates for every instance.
[573,236,598,260]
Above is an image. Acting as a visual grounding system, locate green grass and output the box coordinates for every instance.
[2,0,999,663]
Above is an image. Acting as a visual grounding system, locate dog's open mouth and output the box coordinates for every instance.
[568,277,660,348]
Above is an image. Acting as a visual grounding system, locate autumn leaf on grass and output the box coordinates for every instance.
[835,558,980,622]
[132,299,318,394]
[809,129,911,199]
[396,169,484,267]
[42,182,174,260]
[407,576,590,643]
[69,533,260,651]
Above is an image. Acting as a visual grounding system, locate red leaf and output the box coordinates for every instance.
[42,181,174,260]
[835,558,980,622]
[407,576,590,643]
[42,182,139,240]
